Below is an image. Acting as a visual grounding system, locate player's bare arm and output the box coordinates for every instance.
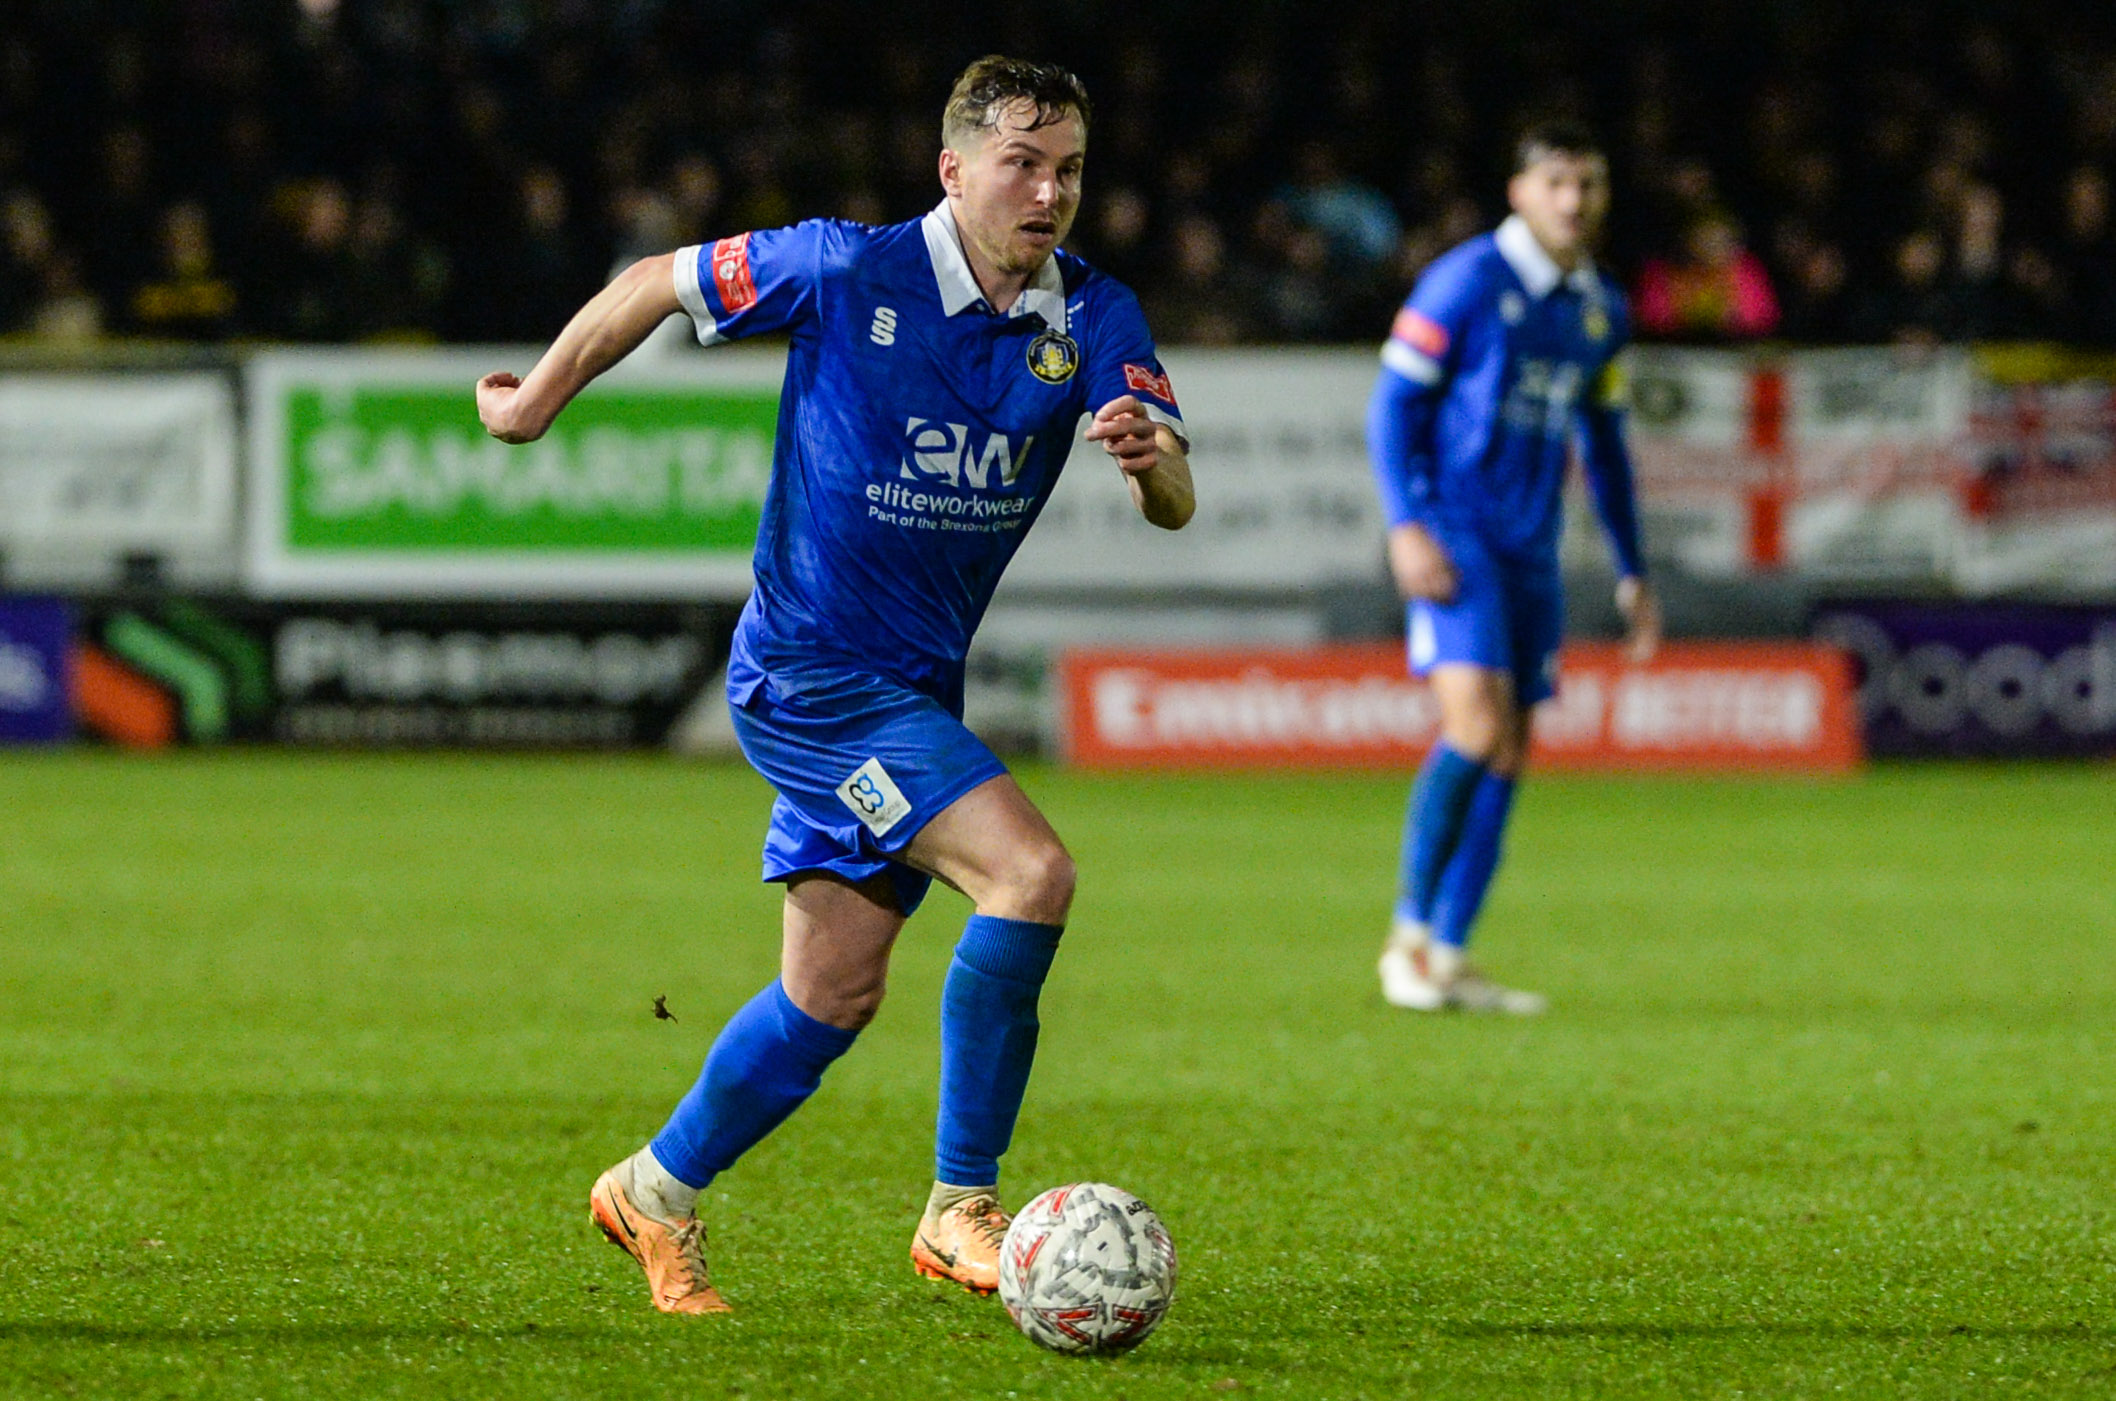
[1616,574,1663,662]
[1086,394,1193,529]
[1387,521,1458,602]
[475,251,682,443]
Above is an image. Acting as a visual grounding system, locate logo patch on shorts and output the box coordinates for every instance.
[837,758,912,837]
[1409,608,1438,670]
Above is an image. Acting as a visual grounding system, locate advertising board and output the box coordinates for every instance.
[0,596,72,744]
[1812,600,2116,756]
[999,348,1386,594]
[0,374,240,587]
[65,597,730,750]
[1059,642,1861,772]
[245,349,784,600]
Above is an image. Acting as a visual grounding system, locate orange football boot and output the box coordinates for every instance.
[910,1194,1010,1295]
[589,1165,732,1314]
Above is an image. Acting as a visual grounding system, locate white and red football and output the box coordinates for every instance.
[997,1182,1178,1355]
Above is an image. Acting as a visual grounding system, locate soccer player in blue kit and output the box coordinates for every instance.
[1369,122,1661,1015]
[475,58,1192,1313]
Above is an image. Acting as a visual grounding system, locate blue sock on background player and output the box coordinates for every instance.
[1395,741,1489,927]
[1430,770,1518,949]
[935,914,1063,1187]
[649,978,858,1190]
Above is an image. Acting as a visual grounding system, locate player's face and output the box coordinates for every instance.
[943,101,1085,278]
[1508,152,1609,266]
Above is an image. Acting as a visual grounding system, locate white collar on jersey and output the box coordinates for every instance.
[1495,214,1599,299]
[922,200,1069,334]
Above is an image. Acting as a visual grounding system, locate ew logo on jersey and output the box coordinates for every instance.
[836,758,911,837]
[712,233,757,312]
[901,418,1033,490]
[1391,307,1450,358]
[1123,363,1175,404]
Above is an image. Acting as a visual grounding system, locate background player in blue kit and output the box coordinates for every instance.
[1369,122,1661,1016]
[475,57,1192,1313]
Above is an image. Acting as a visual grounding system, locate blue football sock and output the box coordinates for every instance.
[935,914,1063,1187]
[1394,742,1489,926]
[649,978,858,1190]
[1431,770,1518,949]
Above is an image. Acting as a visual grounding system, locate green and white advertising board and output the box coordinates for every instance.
[245,349,783,598]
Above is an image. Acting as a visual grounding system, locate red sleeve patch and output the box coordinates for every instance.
[711,233,757,313]
[1390,307,1450,359]
[1123,362,1175,403]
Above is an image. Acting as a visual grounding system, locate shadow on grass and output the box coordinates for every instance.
[1438,1320,2110,1342]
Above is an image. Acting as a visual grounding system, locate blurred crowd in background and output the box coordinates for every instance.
[4,0,2116,348]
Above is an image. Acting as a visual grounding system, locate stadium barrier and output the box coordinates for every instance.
[1058,642,1862,773]
[4,343,2113,601]
[4,344,2113,757]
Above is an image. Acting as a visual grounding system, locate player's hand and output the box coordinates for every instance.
[1085,395,1160,476]
[1616,575,1662,662]
[1387,522,1457,603]
[476,371,544,443]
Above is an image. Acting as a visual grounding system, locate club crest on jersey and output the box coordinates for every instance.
[1583,302,1610,342]
[1027,329,1079,384]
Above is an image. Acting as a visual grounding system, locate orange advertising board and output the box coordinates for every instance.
[1058,642,1862,772]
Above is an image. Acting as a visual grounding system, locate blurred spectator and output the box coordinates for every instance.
[667,154,724,245]
[2004,246,2067,341]
[30,250,104,343]
[346,186,445,341]
[1282,139,1402,275]
[1247,203,1339,342]
[2060,165,2116,346]
[1141,213,1256,345]
[84,126,158,313]
[1083,185,1152,289]
[0,189,54,332]
[126,201,238,340]
[1633,212,1780,341]
[1948,183,2013,339]
[266,179,358,341]
[1850,231,1958,345]
[493,166,593,342]
[1778,240,1852,342]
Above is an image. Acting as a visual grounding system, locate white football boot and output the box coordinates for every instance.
[1380,925,1547,1015]
[1378,920,1448,1010]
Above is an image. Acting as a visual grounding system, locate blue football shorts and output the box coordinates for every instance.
[729,664,1008,917]
[1406,532,1566,707]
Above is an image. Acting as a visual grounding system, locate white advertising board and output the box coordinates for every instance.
[0,374,240,585]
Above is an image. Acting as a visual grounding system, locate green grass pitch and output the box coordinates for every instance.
[2,752,2112,1398]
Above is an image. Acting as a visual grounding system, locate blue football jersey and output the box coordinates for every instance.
[674,203,1184,707]
[1369,214,1643,576]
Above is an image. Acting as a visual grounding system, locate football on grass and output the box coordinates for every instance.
[997,1183,1178,1354]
